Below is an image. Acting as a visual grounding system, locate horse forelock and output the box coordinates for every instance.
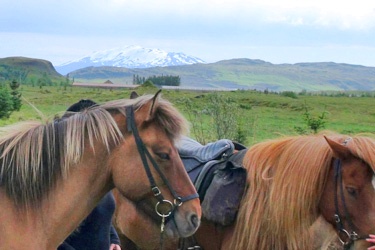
[232,134,340,250]
[104,94,188,141]
[347,136,375,173]
[147,98,189,142]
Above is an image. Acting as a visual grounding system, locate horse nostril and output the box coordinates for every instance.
[190,213,200,228]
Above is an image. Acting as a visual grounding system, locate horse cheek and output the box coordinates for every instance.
[318,170,336,225]
[110,143,145,200]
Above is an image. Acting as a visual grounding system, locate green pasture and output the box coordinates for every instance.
[1,85,375,146]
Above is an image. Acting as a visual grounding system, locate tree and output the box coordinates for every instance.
[9,80,22,111]
[0,86,14,119]
[181,93,244,144]
[294,102,328,134]
[206,93,238,140]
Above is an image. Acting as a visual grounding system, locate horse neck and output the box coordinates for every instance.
[47,148,113,247]
[0,147,113,249]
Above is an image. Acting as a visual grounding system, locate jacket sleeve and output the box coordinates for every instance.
[57,242,76,250]
[110,224,121,245]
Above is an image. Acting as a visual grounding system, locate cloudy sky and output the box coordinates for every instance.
[1,0,375,67]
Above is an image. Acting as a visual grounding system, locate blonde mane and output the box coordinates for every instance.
[0,94,187,209]
[231,132,375,250]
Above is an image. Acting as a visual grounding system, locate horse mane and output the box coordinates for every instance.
[0,94,187,210]
[231,131,375,250]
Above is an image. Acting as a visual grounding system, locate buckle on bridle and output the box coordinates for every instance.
[334,214,341,223]
[152,186,161,197]
[174,197,183,207]
[337,228,361,249]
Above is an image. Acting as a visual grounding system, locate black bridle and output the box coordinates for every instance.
[125,106,199,228]
[332,139,369,249]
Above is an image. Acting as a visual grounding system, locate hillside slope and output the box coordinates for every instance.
[0,57,63,83]
[0,57,62,76]
[69,58,375,91]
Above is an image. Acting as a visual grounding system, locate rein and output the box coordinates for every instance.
[333,138,368,249]
[125,106,199,249]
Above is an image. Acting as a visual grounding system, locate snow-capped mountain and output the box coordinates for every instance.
[55,45,205,75]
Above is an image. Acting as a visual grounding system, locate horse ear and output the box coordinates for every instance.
[134,90,162,124]
[324,136,351,159]
[130,91,139,99]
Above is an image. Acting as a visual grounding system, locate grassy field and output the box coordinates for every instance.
[1,85,375,146]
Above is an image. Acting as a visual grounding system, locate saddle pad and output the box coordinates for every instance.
[178,136,235,173]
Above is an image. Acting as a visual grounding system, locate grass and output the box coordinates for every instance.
[1,85,375,146]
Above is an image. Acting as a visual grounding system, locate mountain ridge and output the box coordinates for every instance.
[2,56,375,92]
[69,58,375,91]
[55,45,205,75]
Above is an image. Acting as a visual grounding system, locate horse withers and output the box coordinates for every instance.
[0,91,201,249]
[113,133,375,250]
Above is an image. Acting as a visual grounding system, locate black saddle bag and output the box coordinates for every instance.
[201,160,247,226]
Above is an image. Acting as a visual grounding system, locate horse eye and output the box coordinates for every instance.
[346,187,357,197]
[157,153,170,160]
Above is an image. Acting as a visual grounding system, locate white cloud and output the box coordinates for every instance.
[1,0,375,66]
[2,0,375,31]
[240,0,375,29]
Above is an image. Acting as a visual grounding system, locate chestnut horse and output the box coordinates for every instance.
[113,133,375,250]
[0,92,201,249]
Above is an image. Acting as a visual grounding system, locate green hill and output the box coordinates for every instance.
[69,58,375,91]
[0,57,64,84]
[2,57,375,91]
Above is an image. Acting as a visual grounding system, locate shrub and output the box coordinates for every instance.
[281,91,298,99]
[0,87,14,119]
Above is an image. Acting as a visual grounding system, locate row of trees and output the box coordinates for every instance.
[132,74,180,86]
[0,65,29,84]
[0,80,22,119]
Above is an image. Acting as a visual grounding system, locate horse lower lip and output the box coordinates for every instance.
[164,222,178,238]
[190,214,199,228]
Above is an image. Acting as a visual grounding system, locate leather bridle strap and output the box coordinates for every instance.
[126,105,199,250]
[333,159,368,249]
[125,106,199,206]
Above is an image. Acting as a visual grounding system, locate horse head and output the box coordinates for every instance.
[320,136,375,249]
[109,91,201,239]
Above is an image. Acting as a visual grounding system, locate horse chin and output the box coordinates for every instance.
[352,239,372,250]
[164,212,201,238]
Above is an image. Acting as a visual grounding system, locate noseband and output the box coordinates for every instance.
[333,138,368,249]
[125,106,199,223]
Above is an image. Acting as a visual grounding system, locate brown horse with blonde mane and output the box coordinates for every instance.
[113,132,375,250]
[0,92,201,249]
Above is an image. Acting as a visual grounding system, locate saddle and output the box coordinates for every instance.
[177,137,248,250]
[177,136,247,221]
[178,136,240,183]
